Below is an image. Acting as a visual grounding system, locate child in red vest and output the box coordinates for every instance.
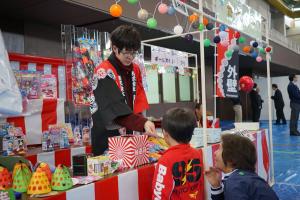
[152,108,204,200]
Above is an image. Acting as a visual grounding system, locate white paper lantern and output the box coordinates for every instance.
[173,25,183,35]
[137,9,149,20]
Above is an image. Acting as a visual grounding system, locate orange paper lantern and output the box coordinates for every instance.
[188,13,198,23]
[243,46,251,53]
[110,4,122,17]
[203,17,209,26]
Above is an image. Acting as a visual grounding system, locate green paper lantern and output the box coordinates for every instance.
[198,23,205,31]
[127,0,138,4]
[225,50,233,58]
[204,39,211,47]
[51,165,73,191]
[259,47,265,54]
[238,37,246,44]
[147,18,157,29]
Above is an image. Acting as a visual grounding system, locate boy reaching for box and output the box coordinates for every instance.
[205,134,278,200]
[152,108,204,200]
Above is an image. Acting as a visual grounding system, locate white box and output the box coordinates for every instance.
[190,128,222,148]
[234,122,259,131]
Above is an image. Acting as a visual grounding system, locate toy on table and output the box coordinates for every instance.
[73,126,82,146]
[51,165,72,191]
[87,156,120,177]
[59,129,70,149]
[48,125,61,149]
[27,167,51,195]
[82,126,90,145]
[0,189,15,200]
[12,162,32,193]
[2,125,27,156]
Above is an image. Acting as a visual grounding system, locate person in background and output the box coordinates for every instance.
[152,108,203,200]
[230,91,242,122]
[287,74,300,136]
[271,84,286,125]
[195,103,213,127]
[91,25,157,156]
[249,83,263,122]
[205,134,279,200]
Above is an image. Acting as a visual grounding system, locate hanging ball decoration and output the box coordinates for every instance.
[137,9,149,20]
[158,3,168,14]
[265,46,272,53]
[185,34,194,42]
[221,40,229,47]
[127,0,138,4]
[189,13,199,23]
[192,22,199,29]
[243,46,251,53]
[256,56,263,62]
[219,31,227,39]
[238,37,246,44]
[110,4,122,17]
[239,76,254,93]
[259,47,265,54]
[206,23,214,30]
[147,18,157,29]
[225,50,233,58]
[219,24,226,31]
[203,17,209,26]
[234,31,241,38]
[173,25,183,35]
[204,39,211,47]
[213,35,221,43]
[251,51,258,58]
[252,41,258,48]
[167,6,176,15]
[198,23,205,31]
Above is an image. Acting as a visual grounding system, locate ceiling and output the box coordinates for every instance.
[265,0,300,18]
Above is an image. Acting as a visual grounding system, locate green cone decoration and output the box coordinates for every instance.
[12,163,32,193]
[51,165,73,191]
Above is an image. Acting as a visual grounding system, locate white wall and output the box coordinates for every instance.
[254,76,299,121]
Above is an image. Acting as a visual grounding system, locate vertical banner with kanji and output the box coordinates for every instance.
[216,28,239,98]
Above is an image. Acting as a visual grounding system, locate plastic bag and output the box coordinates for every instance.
[0,30,22,116]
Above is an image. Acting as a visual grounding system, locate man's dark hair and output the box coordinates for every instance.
[253,83,257,89]
[162,108,197,144]
[221,134,257,172]
[110,25,141,51]
[289,74,296,82]
[272,84,278,89]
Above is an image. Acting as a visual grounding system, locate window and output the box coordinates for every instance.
[179,74,191,101]
[145,64,159,104]
[162,66,176,103]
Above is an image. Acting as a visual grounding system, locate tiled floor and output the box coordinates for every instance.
[221,120,300,200]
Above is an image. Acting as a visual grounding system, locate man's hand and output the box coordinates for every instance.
[144,120,158,137]
[205,167,222,188]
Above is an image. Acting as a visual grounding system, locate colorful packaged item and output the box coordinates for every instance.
[42,131,54,152]
[40,75,57,99]
[48,125,61,149]
[0,166,12,190]
[12,162,32,193]
[61,123,74,143]
[82,126,90,145]
[108,135,149,168]
[15,71,41,100]
[51,165,73,191]
[59,129,70,149]
[0,189,15,200]
[87,156,111,177]
[27,168,51,195]
[73,126,82,146]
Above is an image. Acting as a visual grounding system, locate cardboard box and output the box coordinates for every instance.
[108,135,149,168]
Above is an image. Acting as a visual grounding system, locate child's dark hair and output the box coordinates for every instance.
[162,108,197,143]
[272,84,278,89]
[110,25,141,51]
[221,134,257,172]
[289,74,296,82]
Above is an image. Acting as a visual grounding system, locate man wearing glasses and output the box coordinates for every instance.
[91,25,157,155]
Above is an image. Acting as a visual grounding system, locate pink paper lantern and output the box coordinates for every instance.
[256,56,263,62]
[158,3,168,14]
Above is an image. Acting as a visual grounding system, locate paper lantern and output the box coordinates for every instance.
[167,6,176,15]
[158,3,168,14]
[234,31,241,38]
[225,50,233,58]
[137,9,149,20]
[0,166,12,190]
[206,23,214,30]
[239,37,246,44]
[12,162,32,193]
[188,13,198,23]
[185,34,193,42]
[243,46,251,53]
[204,39,211,47]
[51,165,73,191]
[259,47,266,54]
[265,46,272,53]
[203,17,209,25]
[251,51,258,58]
[213,35,221,43]
[219,24,226,31]
[256,56,263,62]
[27,168,51,195]
[173,25,183,35]
[239,76,254,93]
[36,163,52,183]
[198,23,205,31]
[109,4,122,17]
[252,41,258,48]
[127,0,138,4]
[147,18,157,29]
